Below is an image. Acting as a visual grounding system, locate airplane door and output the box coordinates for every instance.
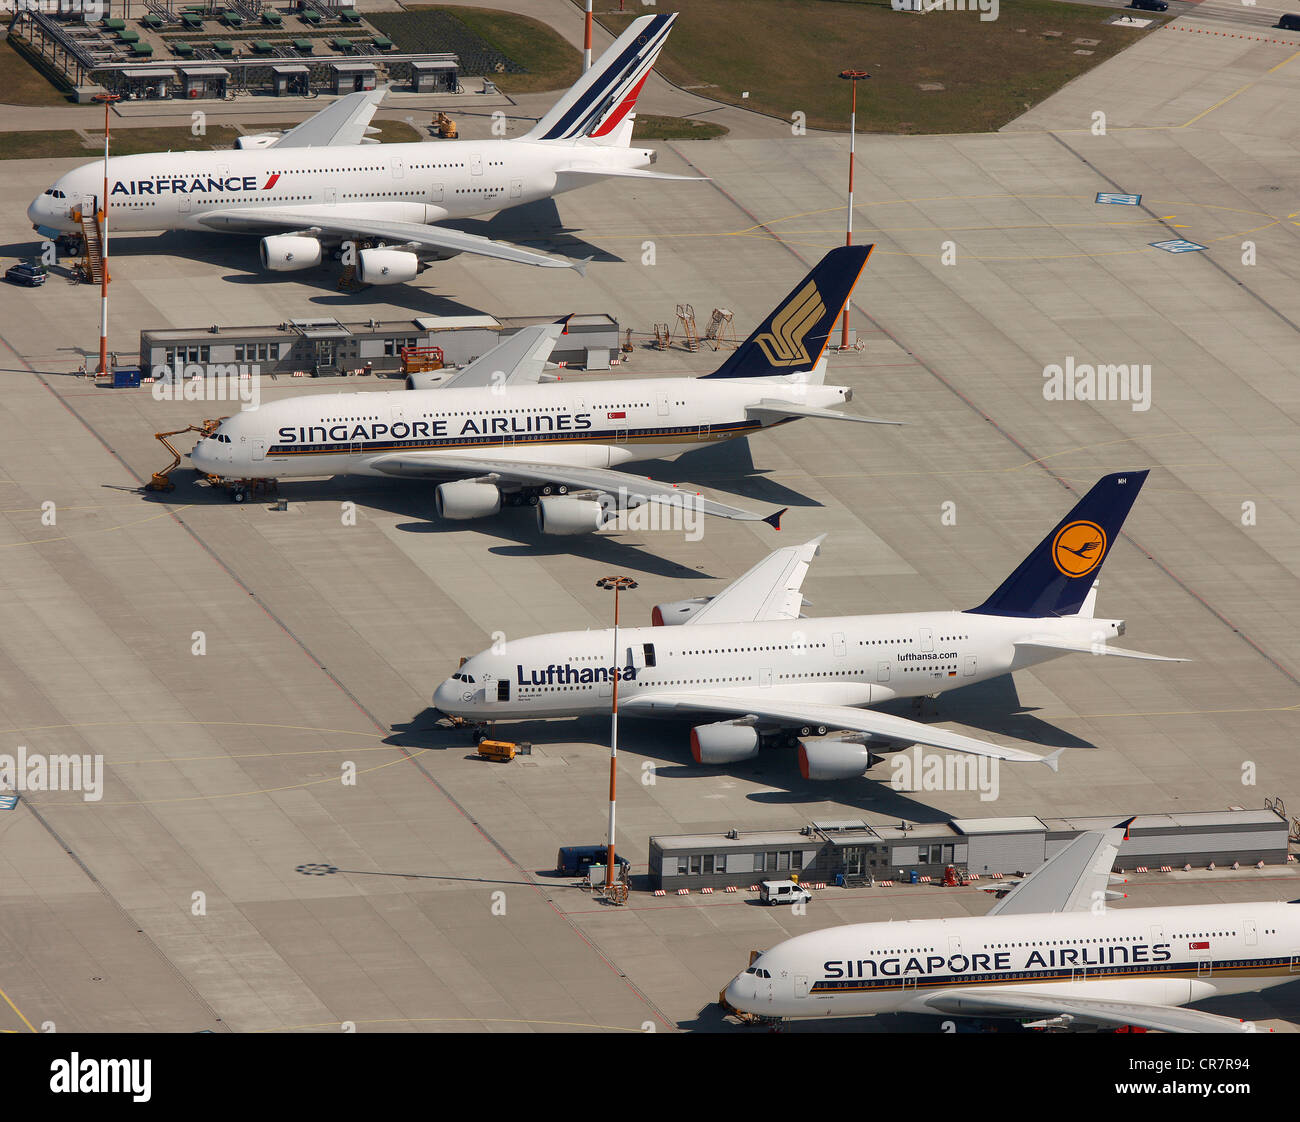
[391,158,404,180]
[832,632,846,658]
[1245,920,1258,946]
[325,186,337,205]
[598,679,612,700]
[252,439,266,462]
[963,655,977,678]
[470,153,483,176]
[793,975,809,998]
[429,183,444,202]
[483,678,509,704]
[178,195,191,215]
[510,178,522,198]
[877,661,890,683]
[656,393,670,417]
[919,628,934,653]
[759,668,772,688]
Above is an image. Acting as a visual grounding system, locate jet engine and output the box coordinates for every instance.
[405,371,450,390]
[690,721,760,765]
[651,596,714,626]
[260,235,322,272]
[435,479,501,520]
[536,497,609,536]
[797,738,882,781]
[235,133,281,150]
[356,248,421,285]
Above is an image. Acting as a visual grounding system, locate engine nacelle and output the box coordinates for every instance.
[260,235,322,272]
[356,248,420,286]
[536,496,608,536]
[690,722,760,765]
[797,738,882,781]
[435,479,501,520]
[651,596,714,626]
[406,371,450,390]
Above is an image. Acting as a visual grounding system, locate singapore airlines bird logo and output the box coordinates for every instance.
[1051,520,1108,577]
[754,279,826,366]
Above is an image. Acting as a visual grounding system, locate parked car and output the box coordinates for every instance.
[555,845,630,878]
[1130,0,1169,9]
[5,262,46,287]
[758,879,812,906]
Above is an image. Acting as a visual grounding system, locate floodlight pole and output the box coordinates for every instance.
[597,575,637,899]
[94,91,120,378]
[838,70,869,350]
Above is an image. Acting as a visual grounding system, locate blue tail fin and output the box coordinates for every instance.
[702,245,873,379]
[966,471,1150,618]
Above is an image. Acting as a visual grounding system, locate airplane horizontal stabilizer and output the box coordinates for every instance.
[1015,638,1189,662]
[556,165,708,182]
[745,400,903,427]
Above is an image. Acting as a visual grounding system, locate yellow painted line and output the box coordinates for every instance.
[0,505,191,549]
[256,1016,648,1032]
[0,982,37,1034]
[1181,49,1300,128]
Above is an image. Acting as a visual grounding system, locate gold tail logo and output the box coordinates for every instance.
[754,279,825,366]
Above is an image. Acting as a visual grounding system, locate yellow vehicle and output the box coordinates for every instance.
[434,112,457,139]
[476,739,531,762]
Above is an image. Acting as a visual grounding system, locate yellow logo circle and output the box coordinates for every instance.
[1052,520,1107,577]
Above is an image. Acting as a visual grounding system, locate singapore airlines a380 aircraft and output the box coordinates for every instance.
[723,819,1289,1032]
[191,245,897,531]
[433,471,1185,774]
[27,14,692,279]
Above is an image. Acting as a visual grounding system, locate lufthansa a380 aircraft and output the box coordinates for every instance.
[723,820,1287,1032]
[433,471,1185,774]
[27,14,693,278]
[191,245,897,531]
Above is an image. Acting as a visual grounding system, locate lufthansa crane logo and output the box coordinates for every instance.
[1051,520,1107,577]
[754,279,825,366]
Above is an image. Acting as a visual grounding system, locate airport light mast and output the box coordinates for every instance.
[837,70,869,350]
[93,91,121,378]
[596,575,637,902]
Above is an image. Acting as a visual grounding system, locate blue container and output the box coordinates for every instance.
[113,367,142,388]
[909,870,919,885]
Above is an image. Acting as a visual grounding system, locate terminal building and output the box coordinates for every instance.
[647,808,1293,892]
[138,313,621,378]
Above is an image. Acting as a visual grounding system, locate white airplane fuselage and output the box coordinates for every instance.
[28,139,656,235]
[190,376,850,479]
[723,901,1300,1021]
[432,609,1125,721]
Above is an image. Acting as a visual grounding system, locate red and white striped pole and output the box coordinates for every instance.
[94,91,120,377]
[583,0,593,71]
[597,575,637,899]
[838,70,869,350]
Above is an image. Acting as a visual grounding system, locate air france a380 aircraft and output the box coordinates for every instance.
[191,245,898,532]
[723,820,1288,1031]
[433,471,1185,774]
[27,14,693,278]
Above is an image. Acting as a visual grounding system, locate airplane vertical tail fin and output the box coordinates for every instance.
[702,245,873,380]
[966,471,1150,618]
[523,13,676,144]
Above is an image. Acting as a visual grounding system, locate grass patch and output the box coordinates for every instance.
[595,0,1163,134]
[0,120,421,161]
[0,37,75,106]
[368,6,581,92]
[632,114,728,141]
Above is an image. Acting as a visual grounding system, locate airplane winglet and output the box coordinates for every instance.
[1041,748,1069,774]
[1116,815,1137,840]
[571,256,593,278]
[763,507,788,531]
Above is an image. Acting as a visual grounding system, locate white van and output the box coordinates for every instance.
[758,880,812,906]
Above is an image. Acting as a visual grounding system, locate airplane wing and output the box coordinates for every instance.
[194,208,582,271]
[920,989,1256,1034]
[1015,637,1188,663]
[365,454,784,526]
[682,537,825,625]
[435,324,563,390]
[269,87,387,148]
[985,821,1131,917]
[746,400,904,427]
[619,688,1061,766]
